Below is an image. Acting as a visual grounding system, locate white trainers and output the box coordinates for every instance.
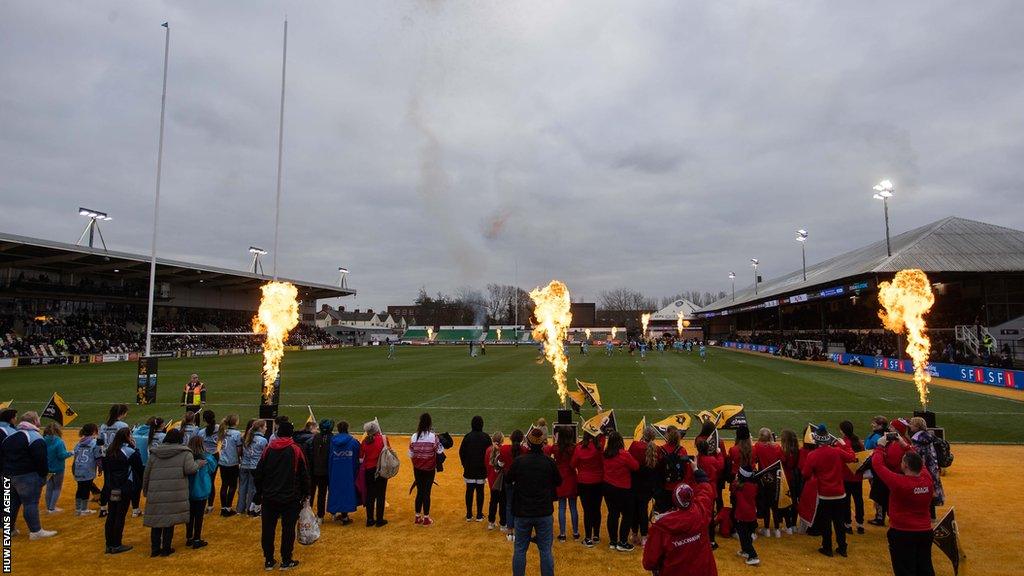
[46,508,63,514]
[737,551,749,559]
[487,522,495,530]
[506,534,515,543]
[774,528,782,538]
[132,508,143,518]
[785,527,793,535]
[29,529,57,540]
[746,557,761,566]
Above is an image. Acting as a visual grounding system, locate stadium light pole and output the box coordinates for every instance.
[796,229,808,281]
[728,271,736,301]
[144,22,170,358]
[271,18,288,280]
[76,208,112,250]
[249,246,268,275]
[337,266,349,289]
[750,259,759,295]
[873,179,894,257]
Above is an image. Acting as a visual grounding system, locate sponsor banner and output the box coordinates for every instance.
[101,353,129,363]
[193,349,220,357]
[284,345,302,352]
[721,341,779,355]
[304,345,324,351]
[0,358,14,368]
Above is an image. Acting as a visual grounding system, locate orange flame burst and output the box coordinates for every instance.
[252,281,300,403]
[496,327,502,341]
[427,327,434,342]
[676,312,684,336]
[611,326,618,339]
[529,280,573,403]
[641,313,651,337]
[584,328,591,341]
[878,269,935,409]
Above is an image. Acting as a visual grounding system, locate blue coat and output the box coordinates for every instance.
[327,433,360,513]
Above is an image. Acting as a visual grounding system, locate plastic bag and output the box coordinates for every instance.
[297,501,320,545]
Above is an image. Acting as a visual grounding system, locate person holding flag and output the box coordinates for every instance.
[753,427,785,537]
[801,424,856,558]
[181,373,207,413]
[627,424,659,546]
[870,435,935,575]
[642,459,718,576]
[571,429,605,547]
[694,436,725,550]
[2,411,57,539]
[602,431,639,551]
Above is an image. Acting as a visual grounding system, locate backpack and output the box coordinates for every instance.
[375,436,400,480]
[932,436,954,468]
[661,447,687,484]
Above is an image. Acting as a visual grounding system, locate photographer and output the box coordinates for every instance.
[868,419,912,527]
[871,437,934,576]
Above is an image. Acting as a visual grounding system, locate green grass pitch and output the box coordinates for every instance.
[1,345,1020,443]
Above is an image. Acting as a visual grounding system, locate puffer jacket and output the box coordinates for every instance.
[142,443,204,528]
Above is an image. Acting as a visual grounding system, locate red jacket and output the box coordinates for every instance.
[499,443,526,472]
[485,444,503,489]
[361,433,385,470]
[801,444,856,499]
[870,450,934,531]
[627,440,650,468]
[697,453,725,488]
[781,450,800,488]
[880,440,910,472]
[642,481,718,576]
[545,444,578,498]
[731,478,759,522]
[571,441,604,485]
[603,450,639,489]
[753,442,784,471]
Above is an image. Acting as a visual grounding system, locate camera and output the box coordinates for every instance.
[885,432,898,442]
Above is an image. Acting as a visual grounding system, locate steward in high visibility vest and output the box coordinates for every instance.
[181,373,206,413]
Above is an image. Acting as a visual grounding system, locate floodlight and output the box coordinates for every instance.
[248,246,268,255]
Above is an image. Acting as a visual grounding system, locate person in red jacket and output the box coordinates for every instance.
[627,426,660,546]
[871,438,935,576]
[838,420,866,535]
[500,429,526,538]
[752,427,785,537]
[485,431,506,530]
[642,465,718,576]
[868,418,912,527]
[779,429,801,534]
[801,424,856,558]
[695,438,724,550]
[571,432,604,547]
[731,466,760,566]
[545,427,579,541]
[654,427,692,512]
[602,432,639,551]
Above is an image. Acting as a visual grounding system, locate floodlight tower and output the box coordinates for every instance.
[728,271,736,301]
[750,259,760,295]
[76,207,112,250]
[338,267,349,289]
[249,246,268,275]
[796,229,808,281]
[872,179,894,257]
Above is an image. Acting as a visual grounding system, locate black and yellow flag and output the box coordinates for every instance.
[567,391,586,415]
[653,413,692,437]
[633,416,646,440]
[576,379,602,409]
[712,404,747,430]
[165,419,182,433]
[933,507,966,575]
[803,423,816,445]
[581,409,616,437]
[306,405,317,427]
[41,393,77,426]
[0,399,12,410]
[847,450,873,475]
[695,409,721,425]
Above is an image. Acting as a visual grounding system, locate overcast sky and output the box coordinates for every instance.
[2,1,1022,311]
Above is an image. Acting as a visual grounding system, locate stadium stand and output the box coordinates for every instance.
[435,326,484,342]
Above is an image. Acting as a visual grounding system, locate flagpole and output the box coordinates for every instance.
[145,22,170,358]
[271,18,288,280]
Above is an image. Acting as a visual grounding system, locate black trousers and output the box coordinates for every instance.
[76,480,92,501]
[488,488,506,525]
[187,499,205,541]
[817,498,848,552]
[887,529,935,576]
[757,481,782,529]
[737,520,758,559]
[104,498,130,548]
[843,481,865,526]
[219,465,239,509]
[150,526,174,553]
[631,489,652,537]
[207,459,219,507]
[603,483,633,544]
[261,500,300,563]
[413,468,435,515]
[578,482,603,540]
[364,468,388,523]
[310,474,329,518]
[465,481,485,518]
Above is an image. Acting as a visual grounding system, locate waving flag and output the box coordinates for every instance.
[581,409,616,437]
[576,379,602,409]
[41,393,77,426]
[567,391,586,415]
[633,416,646,440]
[847,450,874,475]
[712,405,747,430]
[306,405,316,427]
[652,413,692,437]
[933,508,966,575]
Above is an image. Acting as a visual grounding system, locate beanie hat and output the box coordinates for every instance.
[319,419,334,434]
[527,427,546,446]
[812,424,833,446]
[673,483,694,509]
[277,421,294,438]
[734,425,751,442]
[889,418,909,436]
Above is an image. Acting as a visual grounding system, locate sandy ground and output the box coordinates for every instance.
[6,437,1018,576]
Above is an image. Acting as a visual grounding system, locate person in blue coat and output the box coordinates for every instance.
[327,421,360,524]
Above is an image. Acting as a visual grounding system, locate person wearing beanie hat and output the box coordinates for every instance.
[307,419,334,523]
[643,460,719,576]
[506,423,561,576]
[460,415,491,523]
[254,418,308,571]
[801,428,856,558]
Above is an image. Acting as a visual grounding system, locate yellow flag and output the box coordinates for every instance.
[576,379,602,408]
[0,399,12,410]
[847,450,873,475]
[778,467,793,509]
[653,413,692,436]
[581,409,616,437]
[711,404,747,430]
[633,416,646,440]
[567,391,586,415]
[803,423,816,445]
[41,393,77,426]
[165,419,182,432]
[306,405,316,427]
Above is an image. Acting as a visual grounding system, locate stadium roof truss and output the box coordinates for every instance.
[0,231,355,301]
[699,217,1024,315]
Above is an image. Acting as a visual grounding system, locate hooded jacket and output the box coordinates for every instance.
[459,428,491,480]
[1,423,48,478]
[642,474,718,576]
[143,443,205,528]
[255,437,310,506]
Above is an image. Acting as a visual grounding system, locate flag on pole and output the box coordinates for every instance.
[652,413,692,437]
[581,409,616,437]
[633,416,646,440]
[933,507,966,575]
[846,450,874,475]
[711,404,747,430]
[0,399,12,410]
[567,391,586,415]
[707,428,720,453]
[165,419,182,433]
[576,379,602,409]
[695,409,720,425]
[803,423,816,445]
[777,466,793,509]
[41,393,77,426]
[306,405,316,427]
